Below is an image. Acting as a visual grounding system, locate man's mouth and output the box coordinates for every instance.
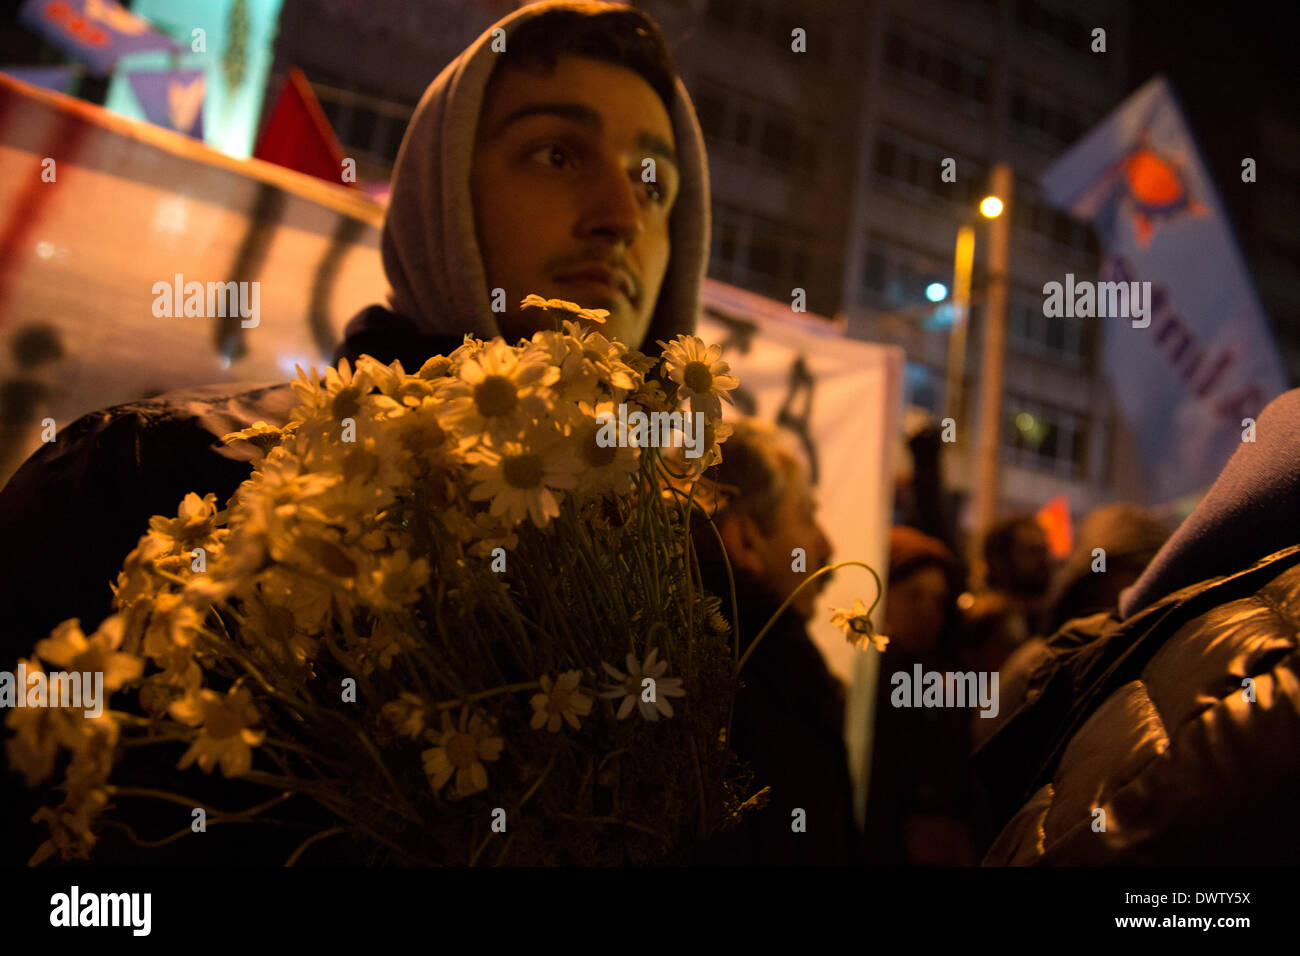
[553,264,638,306]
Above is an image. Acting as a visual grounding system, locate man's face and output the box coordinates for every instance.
[471,55,679,346]
[884,567,950,656]
[1011,523,1051,595]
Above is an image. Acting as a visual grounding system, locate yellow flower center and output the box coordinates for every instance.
[474,375,518,417]
[445,731,479,768]
[683,361,714,394]
[582,427,617,468]
[503,453,544,489]
[332,387,362,421]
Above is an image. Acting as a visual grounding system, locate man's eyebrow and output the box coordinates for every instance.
[489,101,603,138]
[636,132,678,171]
[488,101,679,170]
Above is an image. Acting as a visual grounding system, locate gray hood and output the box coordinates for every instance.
[380,0,709,349]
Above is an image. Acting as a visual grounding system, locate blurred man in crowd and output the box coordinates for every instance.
[692,419,860,865]
[1,0,711,865]
[865,526,977,865]
[981,515,1053,636]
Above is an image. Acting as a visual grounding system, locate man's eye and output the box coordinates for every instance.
[644,181,665,204]
[531,145,572,169]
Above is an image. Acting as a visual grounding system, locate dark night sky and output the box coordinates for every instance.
[1125,0,1296,250]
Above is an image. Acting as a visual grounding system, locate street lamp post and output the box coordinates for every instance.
[944,224,976,423]
[971,162,1014,578]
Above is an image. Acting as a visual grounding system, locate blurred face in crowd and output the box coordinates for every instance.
[884,566,950,656]
[471,55,679,346]
[722,460,833,620]
[1010,522,1051,596]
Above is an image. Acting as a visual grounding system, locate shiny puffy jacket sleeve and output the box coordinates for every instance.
[977,544,1300,864]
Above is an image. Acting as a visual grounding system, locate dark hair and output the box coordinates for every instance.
[982,515,1042,589]
[494,4,678,112]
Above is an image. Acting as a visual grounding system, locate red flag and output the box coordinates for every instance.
[253,67,352,187]
[1036,495,1073,560]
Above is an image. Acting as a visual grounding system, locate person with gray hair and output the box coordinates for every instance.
[690,418,860,865]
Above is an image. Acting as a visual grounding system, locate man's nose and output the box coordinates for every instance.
[814,522,833,565]
[578,161,644,245]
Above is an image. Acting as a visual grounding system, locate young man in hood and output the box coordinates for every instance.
[0,0,709,864]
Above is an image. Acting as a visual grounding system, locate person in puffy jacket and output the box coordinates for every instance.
[0,0,711,865]
[976,387,1300,864]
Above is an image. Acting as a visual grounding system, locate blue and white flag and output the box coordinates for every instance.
[19,0,181,77]
[127,69,205,139]
[1040,75,1286,505]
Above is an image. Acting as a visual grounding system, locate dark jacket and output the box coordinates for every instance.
[977,543,1300,864]
[0,306,456,866]
[695,561,861,866]
[977,387,1300,865]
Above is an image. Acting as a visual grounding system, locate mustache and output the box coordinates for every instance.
[547,250,641,304]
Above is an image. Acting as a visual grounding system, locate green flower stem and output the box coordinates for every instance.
[285,826,348,866]
[735,560,885,675]
[697,514,741,663]
[431,680,541,709]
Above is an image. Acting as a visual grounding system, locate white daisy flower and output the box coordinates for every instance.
[600,648,686,721]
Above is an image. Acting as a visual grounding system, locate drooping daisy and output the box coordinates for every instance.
[465,425,582,528]
[421,707,504,798]
[657,335,740,421]
[600,648,686,721]
[169,685,266,778]
[530,670,594,733]
[830,600,889,652]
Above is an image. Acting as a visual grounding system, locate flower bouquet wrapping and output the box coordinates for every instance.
[7,297,776,866]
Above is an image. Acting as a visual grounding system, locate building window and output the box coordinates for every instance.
[882,18,992,117]
[872,125,988,212]
[692,78,822,179]
[1003,394,1088,478]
